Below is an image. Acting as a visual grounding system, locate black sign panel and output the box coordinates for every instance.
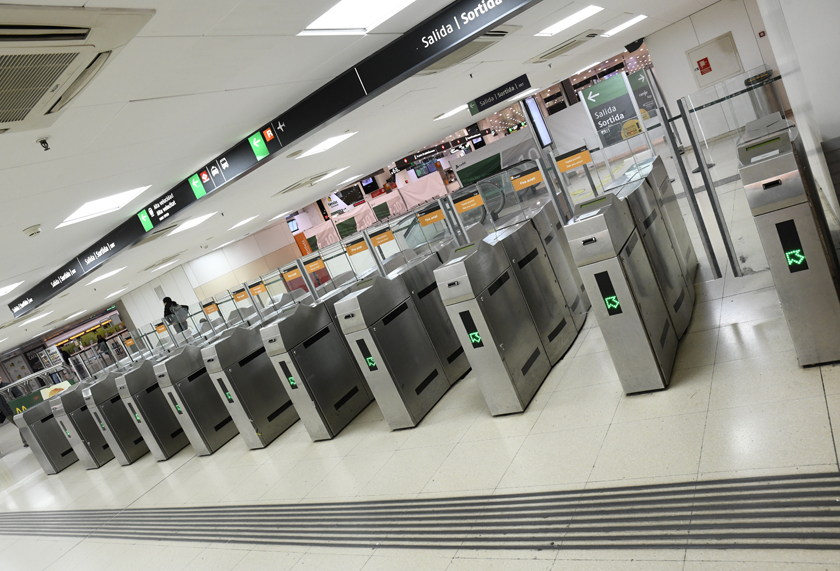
[776,219,809,273]
[468,74,531,115]
[9,258,85,317]
[77,219,145,274]
[594,271,623,316]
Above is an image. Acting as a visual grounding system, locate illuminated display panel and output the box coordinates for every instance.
[776,219,809,273]
[594,271,623,316]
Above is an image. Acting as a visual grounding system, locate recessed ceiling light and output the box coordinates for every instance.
[19,311,53,327]
[506,88,540,103]
[434,104,469,121]
[152,260,179,273]
[575,62,601,74]
[105,289,126,300]
[301,0,418,35]
[298,133,357,158]
[317,167,351,183]
[32,330,50,339]
[0,281,24,298]
[602,15,647,37]
[536,5,603,37]
[65,310,87,321]
[0,338,7,344]
[335,175,363,188]
[86,267,126,286]
[56,186,151,228]
[270,211,294,222]
[229,216,259,231]
[213,241,235,251]
[170,212,217,235]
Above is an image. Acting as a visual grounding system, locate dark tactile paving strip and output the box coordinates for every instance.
[0,472,838,550]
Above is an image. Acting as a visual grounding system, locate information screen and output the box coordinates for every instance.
[776,219,808,273]
[594,271,623,316]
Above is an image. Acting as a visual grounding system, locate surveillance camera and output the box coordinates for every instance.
[37,138,50,151]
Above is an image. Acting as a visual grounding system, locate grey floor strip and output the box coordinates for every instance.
[0,472,838,550]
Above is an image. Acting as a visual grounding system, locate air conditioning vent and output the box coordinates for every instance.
[0,5,152,134]
[527,29,603,64]
[417,25,521,76]
[143,253,185,273]
[131,223,178,248]
[273,172,332,196]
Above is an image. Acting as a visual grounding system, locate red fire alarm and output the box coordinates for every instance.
[697,57,712,76]
[759,30,766,38]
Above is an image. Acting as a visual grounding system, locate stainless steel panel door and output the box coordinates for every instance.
[99,396,148,465]
[754,203,840,365]
[371,300,449,426]
[68,408,114,468]
[175,370,238,454]
[133,384,189,459]
[291,325,372,437]
[656,178,699,289]
[30,416,77,473]
[477,269,550,410]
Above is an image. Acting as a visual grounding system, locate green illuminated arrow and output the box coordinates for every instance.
[366,357,376,368]
[785,249,806,266]
[469,332,482,344]
[604,296,620,310]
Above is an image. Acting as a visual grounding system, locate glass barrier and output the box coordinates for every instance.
[341,233,378,278]
[413,201,452,247]
[213,290,247,328]
[262,269,291,304]
[449,184,495,236]
[475,171,526,233]
[320,243,357,287]
[551,145,609,206]
[230,284,260,324]
[279,262,311,298]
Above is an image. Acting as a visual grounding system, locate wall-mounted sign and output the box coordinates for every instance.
[453,190,484,214]
[580,74,643,148]
[556,147,594,173]
[468,74,531,116]
[627,70,658,120]
[510,167,544,192]
[346,238,369,256]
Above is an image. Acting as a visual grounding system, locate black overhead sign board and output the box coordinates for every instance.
[468,74,531,115]
[10,0,542,318]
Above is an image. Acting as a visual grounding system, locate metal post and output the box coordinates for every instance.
[443,195,469,246]
[295,258,320,302]
[677,99,742,278]
[362,230,388,277]
[660,107,722,280]
[436,197,458,243]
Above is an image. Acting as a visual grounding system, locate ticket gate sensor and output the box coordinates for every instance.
[387,253,471,384]
[492,221,578,366]
[527,202,591,331]
[15,397,77,475]
[155,345,238,456]
[566,194,678,393]
[116,360,189,462]
[261,303,372,441]
[435,237,551,416]
[83,370,149,466]
[202,325,299,450]
[612,176,693,339]
[336,276,450,430]
[51,382,113,470]
[737,114,840,366]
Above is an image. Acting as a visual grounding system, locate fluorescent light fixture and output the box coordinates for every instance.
[86,267,126,286]
[536,5,604,36]
[575,62,601,75]
[335,175,363,187]
[33,331,51,339]
[602,15,647,37]
[0,281,24,298]
[434,104,469,121]
[316,167,350,183]
[228,216,259,231]
[56,186,151,228]
[19,311,53,327]
[170,212,217,235]
[301,0,417,35]
[213,241,235,251]
[270,211,293,222]
[0,338,7,344]
[152,261,179,273]
[298,133,357,158]
[506,88,539,103]
[104,289,126,300]
[65,310,87,321]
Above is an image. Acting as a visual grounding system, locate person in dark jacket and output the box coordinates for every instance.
[163,297,189,332]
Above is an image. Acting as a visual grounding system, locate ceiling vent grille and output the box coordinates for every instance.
[0,5,152,133]
[527,29,603,64]
[143,253,184,273]
[131,223,178,248]
[417,25,521,76]
[273,171,332,196]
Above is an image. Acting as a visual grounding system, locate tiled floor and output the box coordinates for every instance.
[1,270,839,570]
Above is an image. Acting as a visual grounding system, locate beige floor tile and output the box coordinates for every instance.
[709,350,824,410]
[686,298,722,333]
[674,328,719,370]
[361,554,452,570]
[827,393,840,465]
[821,363,840,395]
[723,267,774,298]
[422,436,524,494]
[685,549,840,565]
[718,287,783,326]
[347,419,414,456]
[589,412,706,483]
[552,560,684,571]
[699,397,836,474]
[259,456,342,502]
[181,547,249,571]
[306,450,394,499]
[694,279,724,303]
[357,444,454,498]
[574,327,609,357]
[432,376,488,411]
[555,352,619,391]
[448,557,555,570]
[530,383,622,434]
[231,549,304,571]
[460,404,539,443]
[289,550,370,570]
[684,562,840,570]
[613,365,712,424]
[399,405,482,450]
[553,549,687,562]
[715,316,795,364]
[497,426,609,489]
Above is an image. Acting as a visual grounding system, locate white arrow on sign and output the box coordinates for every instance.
[638,75,646,83]
[251,137,261,147]
[587,91,600,103]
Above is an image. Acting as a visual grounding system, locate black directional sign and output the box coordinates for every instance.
[468,75,531,115]
[628,70,658,120]
[581,74,643,148]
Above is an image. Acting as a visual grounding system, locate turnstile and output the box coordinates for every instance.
[336,275,449,430]
[116,360,189,461]
[261,302,372,441]
[52,382,113,470]
[83,370,149,466]
[566,194,678,393]
[202,325,299,449]
[434,237,551,416]
[493,221,577,365]
[15,396,78,475]
[155,345,238,456]
[387,253,471,384]
[737,114,840,366]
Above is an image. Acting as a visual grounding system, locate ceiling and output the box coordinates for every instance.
[0,0,717,351]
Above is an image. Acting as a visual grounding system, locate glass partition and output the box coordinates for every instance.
[342,233,378,277]
[413,201,453,247]
[230,284,260,324]
[262,269,291,304]
[213,290,246,328]
[449,184,494,236]
[280,262,311,297]
[320,243,356,286]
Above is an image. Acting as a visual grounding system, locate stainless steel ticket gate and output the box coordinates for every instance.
[566,194,678,393]
[83,370,149,466]
[611,175,694,338]
[156,345,239,456]
[202,325,299,449]
[116,360,189,462]
[492,220,578,366]
[51,382,114,470]
[434,238,551,416]
[261,302,372,441]
[387,252,471,384]
[336,275,450,430]
[737,114,840,366]
[15,396,78,475]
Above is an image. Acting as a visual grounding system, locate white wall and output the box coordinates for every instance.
[120,265,199,328]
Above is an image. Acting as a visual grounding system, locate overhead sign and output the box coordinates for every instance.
[556,147,593,173]
[627,70,658,120]
[468,74,531,115]
[510,167,543,192]
[580,74,643,148]
[453,190,484,214]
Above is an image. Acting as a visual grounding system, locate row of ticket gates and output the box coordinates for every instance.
[16,156,699,476]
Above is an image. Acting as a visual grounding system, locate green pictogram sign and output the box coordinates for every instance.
[188,174,206,199]
[785,249,806,266]
[138,210,154,232]
[249,132,270,161]
[366,357,376,369]
[604,296,621,310]
[469,332,482,345]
